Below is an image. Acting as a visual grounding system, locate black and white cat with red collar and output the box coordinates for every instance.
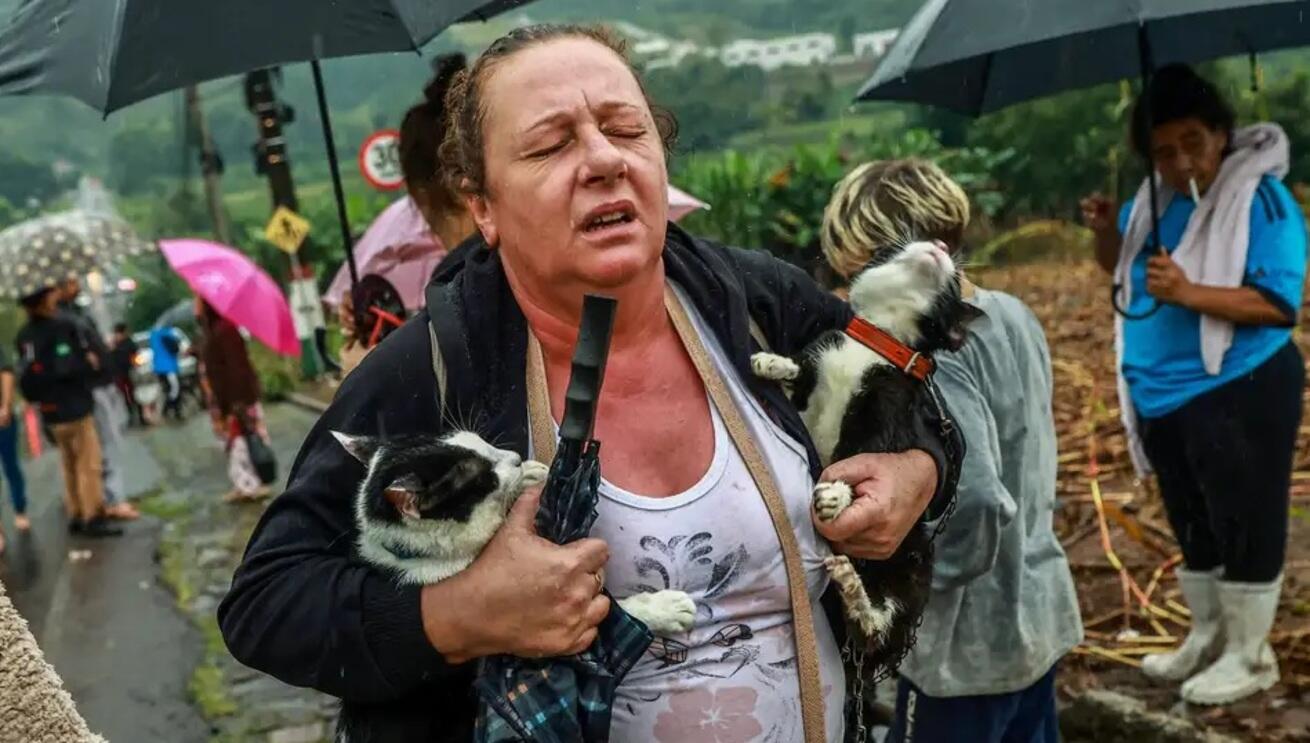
[751,239,980,678]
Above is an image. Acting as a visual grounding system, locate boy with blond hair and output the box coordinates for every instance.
[822,159,1081,743]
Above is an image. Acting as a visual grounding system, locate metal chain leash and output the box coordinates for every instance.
[843,636,869,742]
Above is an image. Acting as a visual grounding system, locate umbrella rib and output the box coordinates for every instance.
[387,0,422,53]
[975,52,995,114]
[100,0,133,115]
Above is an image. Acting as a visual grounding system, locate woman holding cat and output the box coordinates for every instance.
[220,24,959,742]
[1081,64,1305,705]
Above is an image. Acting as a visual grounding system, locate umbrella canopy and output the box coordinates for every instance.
[158,239,299,356]
[474,295,652,742]
[668,183,710,221]
[0,0,541,296]
[858,0,1310,115]
[0,0,535,113]
[25,210,152,261]
[0,210,153,265]
[0,220,96,300]
[153,298,199,331]
[323,197,446,312]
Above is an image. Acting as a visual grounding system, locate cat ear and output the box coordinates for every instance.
[945,304,985,351]
[331,431,380,464]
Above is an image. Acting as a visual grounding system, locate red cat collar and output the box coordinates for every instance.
[844,316,935,382]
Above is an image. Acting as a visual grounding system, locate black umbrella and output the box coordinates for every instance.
[857,0,1310,316]
[0,0,536,287]
[473,295,654,743]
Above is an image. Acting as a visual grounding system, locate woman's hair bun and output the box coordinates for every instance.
[424,53,467,106]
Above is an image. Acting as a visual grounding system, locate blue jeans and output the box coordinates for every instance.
[0,419,27,515]
[887,666,1060,743]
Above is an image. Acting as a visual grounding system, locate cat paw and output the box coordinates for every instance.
[520,460,549,489]
[825,555,898,641]
[619,590,696,635]
[750,352,800,382]
[813,481,853,522]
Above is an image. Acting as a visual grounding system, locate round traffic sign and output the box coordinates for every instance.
[358,129,404,191]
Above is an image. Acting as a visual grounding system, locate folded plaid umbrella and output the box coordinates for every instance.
[474,295,653,742]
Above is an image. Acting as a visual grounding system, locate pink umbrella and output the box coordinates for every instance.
[668,183,710,221]
[158,239,300,357]
[323,196,445,311]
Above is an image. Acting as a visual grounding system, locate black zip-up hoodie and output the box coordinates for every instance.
[218,225,961,738]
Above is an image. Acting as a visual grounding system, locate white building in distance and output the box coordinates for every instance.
[720,33,837,71]
[853,29,899,58]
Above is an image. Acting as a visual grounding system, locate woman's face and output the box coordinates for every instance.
[468,38,669,294]
[1148,118,1228,196]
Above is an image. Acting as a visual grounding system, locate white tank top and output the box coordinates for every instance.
[591,288,846,743]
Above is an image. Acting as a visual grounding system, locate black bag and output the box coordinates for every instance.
[245,432,278,485]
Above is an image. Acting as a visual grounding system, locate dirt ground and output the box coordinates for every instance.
[976,259,1310,741]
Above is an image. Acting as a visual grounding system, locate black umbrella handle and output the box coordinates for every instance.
[558,295,618,449]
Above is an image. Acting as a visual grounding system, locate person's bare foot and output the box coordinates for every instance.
[106,503,141,520]
[13,514,30,532]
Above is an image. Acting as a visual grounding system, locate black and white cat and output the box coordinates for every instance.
[751,239,978,677]
[332,429,696,623]
[330,429,696,742]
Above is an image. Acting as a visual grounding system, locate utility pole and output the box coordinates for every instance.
[244,68,299,213]
[184,84,232,245]
[244,68,333,378]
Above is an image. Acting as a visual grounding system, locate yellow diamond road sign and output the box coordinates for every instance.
[265,206,310,254]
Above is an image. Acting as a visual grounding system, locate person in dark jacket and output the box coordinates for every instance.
[14,288,121,538]
[108,323,144,427]
[219,24,959,742]
[57,279,138,521]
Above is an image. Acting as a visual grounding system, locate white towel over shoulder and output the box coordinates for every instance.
[1115,123,1290,476]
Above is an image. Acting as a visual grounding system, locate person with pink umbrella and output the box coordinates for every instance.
[159,238,298,501]
[196,299,271,502]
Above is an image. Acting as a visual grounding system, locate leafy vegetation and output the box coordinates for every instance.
[674,129,1013,276]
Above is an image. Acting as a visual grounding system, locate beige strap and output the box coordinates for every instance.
[526,333,557,463]
[664,288,826,743]
[522,294,825,743]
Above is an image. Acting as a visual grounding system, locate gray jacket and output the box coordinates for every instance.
[901,288,1083,697]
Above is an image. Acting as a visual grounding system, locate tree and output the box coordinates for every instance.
[963,83,1127,218]
[108,122,181,196]
[646,59,768,152]
[0,152,57,206]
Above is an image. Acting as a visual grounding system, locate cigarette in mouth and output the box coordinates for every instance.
[1188,178,1201,203]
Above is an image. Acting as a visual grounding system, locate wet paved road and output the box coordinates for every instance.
[0,403,316,742]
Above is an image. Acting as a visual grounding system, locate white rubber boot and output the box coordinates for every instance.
[1141,568,1222,682]
[1181,575,1282,706]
